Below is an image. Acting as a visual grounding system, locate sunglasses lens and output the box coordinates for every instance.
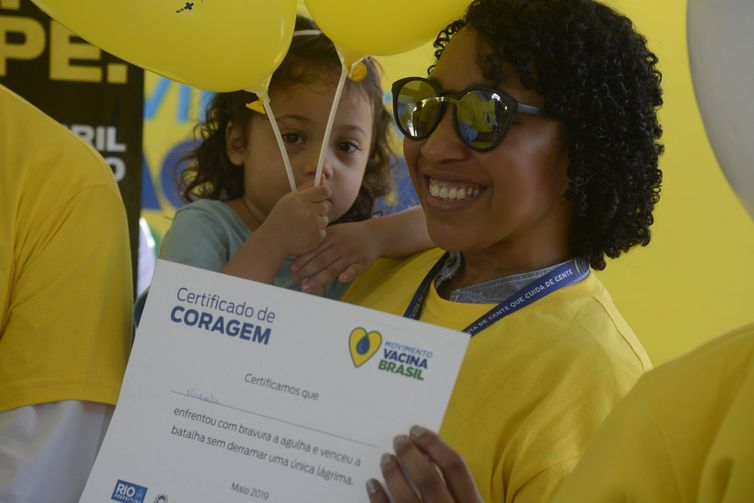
[395,79,442,139]
[394,79,514,150]
[456,90,508,150]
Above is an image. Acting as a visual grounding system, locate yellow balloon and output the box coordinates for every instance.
[30,0,297,92]
[305,0,467,65]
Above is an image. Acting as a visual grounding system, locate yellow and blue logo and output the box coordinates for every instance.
[348,327,382,368]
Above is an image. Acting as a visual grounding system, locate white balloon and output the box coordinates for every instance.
[688,0,754,219]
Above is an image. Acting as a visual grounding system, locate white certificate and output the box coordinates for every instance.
[81,260,469,503]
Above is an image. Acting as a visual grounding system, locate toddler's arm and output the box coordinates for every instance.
[292,205,433,293]
[222,185,331,284]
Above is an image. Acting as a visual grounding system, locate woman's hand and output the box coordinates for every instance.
[366,426,483,503]
[291,219,381,293]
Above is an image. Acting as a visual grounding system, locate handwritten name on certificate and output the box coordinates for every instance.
[80,260,469,503]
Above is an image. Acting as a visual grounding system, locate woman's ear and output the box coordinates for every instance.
[225,121,247,165]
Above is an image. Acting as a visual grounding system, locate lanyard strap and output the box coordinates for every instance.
[403,253,590,337]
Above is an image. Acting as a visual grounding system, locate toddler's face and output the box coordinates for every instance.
[229,79,374,225]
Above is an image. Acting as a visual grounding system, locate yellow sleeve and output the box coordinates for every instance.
[0,183,133,411]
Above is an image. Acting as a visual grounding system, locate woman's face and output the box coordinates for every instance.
[404,28,572,258]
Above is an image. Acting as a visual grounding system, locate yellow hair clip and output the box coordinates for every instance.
[246,99,266,115]
[349,61,368,82]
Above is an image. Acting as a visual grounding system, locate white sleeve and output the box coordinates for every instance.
[0,400,113,503]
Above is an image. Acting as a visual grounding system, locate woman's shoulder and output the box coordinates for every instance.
[471,273,651,394]
[532,273,650,366]
[342,249,445,312]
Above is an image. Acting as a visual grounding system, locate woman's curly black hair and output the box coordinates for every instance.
[434,0,663,270]
[180,15,393,224]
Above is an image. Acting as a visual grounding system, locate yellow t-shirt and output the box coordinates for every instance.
[343,249,651,502]
[553,321,754,503]
[0,84,132,411]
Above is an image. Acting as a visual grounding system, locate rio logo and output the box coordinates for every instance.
[111,479,147,503]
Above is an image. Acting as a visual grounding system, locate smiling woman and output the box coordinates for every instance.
[403,30,575,274]
[342,0,664,501]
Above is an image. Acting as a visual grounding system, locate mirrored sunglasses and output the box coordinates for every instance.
[391,76,549,151]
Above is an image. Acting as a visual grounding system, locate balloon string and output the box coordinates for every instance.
[263,96,297,192]
[314,62,348,186]
[293,29,321,37]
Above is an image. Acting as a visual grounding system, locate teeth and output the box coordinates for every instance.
[428,177,483,201]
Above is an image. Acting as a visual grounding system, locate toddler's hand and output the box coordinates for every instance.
[291,220,380,293]
[258,184,332,258]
